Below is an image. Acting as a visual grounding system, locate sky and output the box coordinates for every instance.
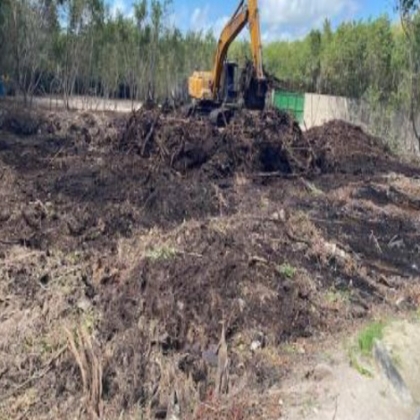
[107,0,398,41]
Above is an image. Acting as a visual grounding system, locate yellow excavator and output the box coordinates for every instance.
[187,0,268,125]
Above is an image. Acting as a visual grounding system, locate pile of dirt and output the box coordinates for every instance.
[118,108,316,178]
[0,108,44,136]
[307,120,392,175]
[95,172,420,417]
[0,108,409,256]
[119,109,218,171]
[2,104,420,419]
[117,109,411,180]
[0,106,401,179]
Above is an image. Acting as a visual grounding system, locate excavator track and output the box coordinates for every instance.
[209,108,234,127]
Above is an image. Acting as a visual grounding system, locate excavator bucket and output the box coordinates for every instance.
[239,60,268,110]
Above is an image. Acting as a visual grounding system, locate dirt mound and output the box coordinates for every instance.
[307,120,392,174]
[119,109,219,172]
[3,105,420,419]
[96,173,420,417]
[222,109,314,174]
[0,109,44,135]
[96,214,326,416]
[0,108,408,255]
[100,217,319,347]
[118,108,315,178]
[118,111,408,181]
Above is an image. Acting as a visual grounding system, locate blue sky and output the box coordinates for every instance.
[108,0,398,41]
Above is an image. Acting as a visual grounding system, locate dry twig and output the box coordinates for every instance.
[215,319,229,398]
[65,326,103,419]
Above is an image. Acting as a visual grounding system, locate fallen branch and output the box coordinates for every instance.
[251,171,302,179]
[141,112,161,156]
[48,145,66,165]
[0,238,21,245]
[369,231,383,254]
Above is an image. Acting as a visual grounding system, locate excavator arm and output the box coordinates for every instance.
[248,0,264,81]
[210,1,248,97]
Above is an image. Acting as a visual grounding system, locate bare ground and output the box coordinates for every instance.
[1,104,420,419]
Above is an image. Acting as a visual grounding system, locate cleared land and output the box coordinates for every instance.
[1,104,420,419]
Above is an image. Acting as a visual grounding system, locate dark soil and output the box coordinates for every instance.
[306,120,419,177]
[1,105,420,419]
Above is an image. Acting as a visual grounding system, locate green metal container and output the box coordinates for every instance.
[272,90,305,124]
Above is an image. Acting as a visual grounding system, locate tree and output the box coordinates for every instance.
[396,0,420,145]
[308,29,322,92]
[365,16,394,101]
[4,0,53,104]
[399,0,420,14]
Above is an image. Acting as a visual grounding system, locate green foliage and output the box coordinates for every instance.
[348,345,374,377]
[325,288,350,304]
[358,322,385,356]
[347,320,387,377]
[0,0,216,102]
[277,263,296,279]
[261,13,414,109]
[145,245,178,261]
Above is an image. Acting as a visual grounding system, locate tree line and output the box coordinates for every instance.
[0,0,217,106]
[1,0,420,113]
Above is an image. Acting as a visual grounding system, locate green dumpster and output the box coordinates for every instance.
[272,90,305,124]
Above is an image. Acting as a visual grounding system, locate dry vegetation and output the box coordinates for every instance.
[1,104,420,419]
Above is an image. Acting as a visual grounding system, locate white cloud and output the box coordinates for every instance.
[190,6,211,32]
[260,0,359,40]
[190,0,359,42]
[109,0,359,41]
[190,6,232,39]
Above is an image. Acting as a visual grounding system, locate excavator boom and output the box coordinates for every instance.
[211,4,249,98]
[210,0,266,100]
[248,0,264,80]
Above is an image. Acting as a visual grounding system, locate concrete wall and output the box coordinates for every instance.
[304,93,353,129]
[5,95,143,113]
[302,93,420,154]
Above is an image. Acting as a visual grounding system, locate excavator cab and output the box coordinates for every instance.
[220,62,239,103]
[220,61,267,110]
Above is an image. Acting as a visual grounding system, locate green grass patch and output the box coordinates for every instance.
[325,288,350,304]
[358,321,385,356]
[346,320,388,377]
[348,345,374,377]
[281,343,298,355]
[277,263,296,279]
[145,245,178,261]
